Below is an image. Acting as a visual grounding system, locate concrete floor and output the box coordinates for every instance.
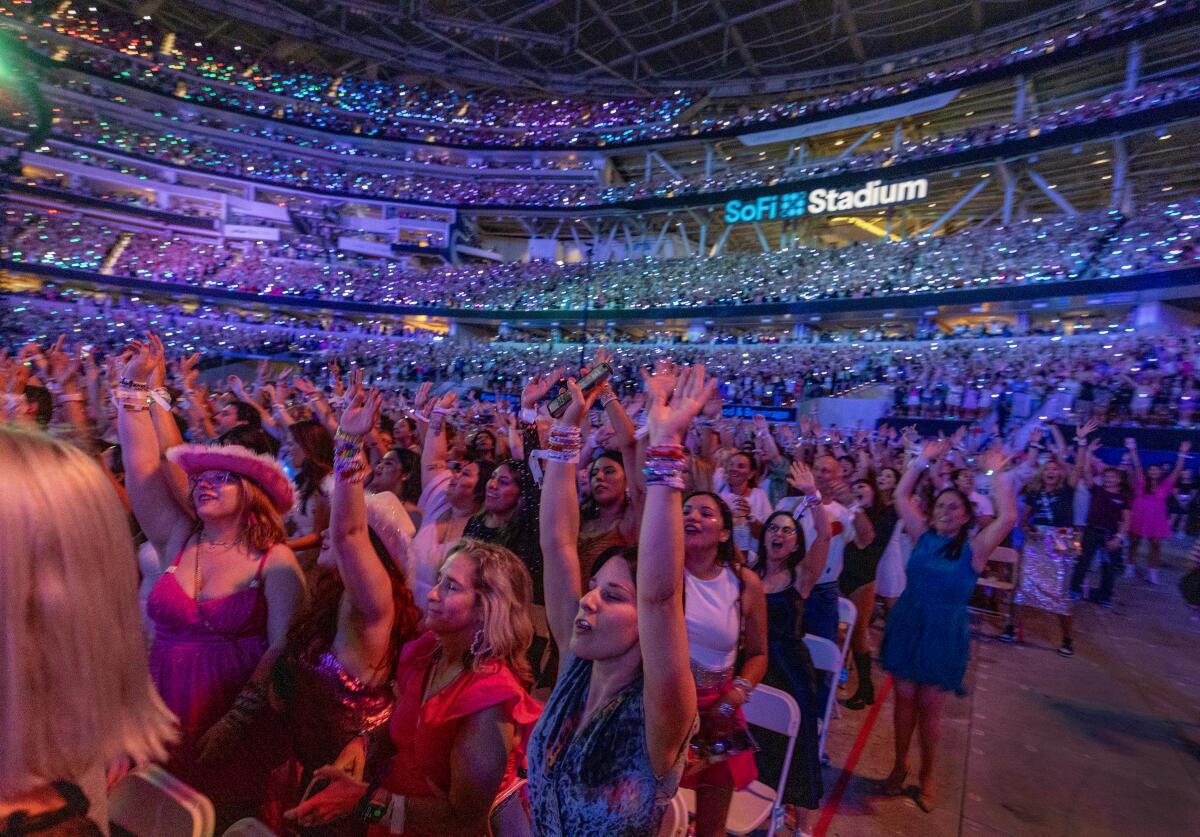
[807,542,1200,837]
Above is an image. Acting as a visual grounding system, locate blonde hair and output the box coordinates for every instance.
[0,427,176,796]
[444,539,535,688]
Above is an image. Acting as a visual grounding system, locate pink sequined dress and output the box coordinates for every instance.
[145,539,270,804]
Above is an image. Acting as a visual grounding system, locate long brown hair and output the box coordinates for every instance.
[290,419,333,513]
[281,528,422,679]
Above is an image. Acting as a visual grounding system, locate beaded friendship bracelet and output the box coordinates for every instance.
[644,443,688,489]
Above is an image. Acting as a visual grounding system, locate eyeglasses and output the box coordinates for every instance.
[766,524,797,536]
[189,470,237,490]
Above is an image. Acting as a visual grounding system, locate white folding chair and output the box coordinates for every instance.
[678,683,800,837]
[108,764,215,837]
[804,634,843,762]
[222,819,277,837]
[656,792,688,837]
[833,597,858,718]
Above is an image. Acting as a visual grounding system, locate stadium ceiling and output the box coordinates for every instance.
[122,0,1076,97]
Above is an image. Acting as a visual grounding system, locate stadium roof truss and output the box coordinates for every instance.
[127,0,1079,96]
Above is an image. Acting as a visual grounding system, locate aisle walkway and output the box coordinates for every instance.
[811,552,1200,837]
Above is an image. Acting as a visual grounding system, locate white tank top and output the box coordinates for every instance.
[684,564,741,672]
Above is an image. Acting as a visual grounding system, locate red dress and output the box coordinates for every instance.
[370,632,541,837]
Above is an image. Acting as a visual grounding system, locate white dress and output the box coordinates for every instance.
[874,523,912,599]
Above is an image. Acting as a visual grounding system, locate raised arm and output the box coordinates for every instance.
[1125,438,1143,490]
[895,440,947,540]
[537,376,598,651]
[1170,440,1192,484]
[330,377,397,674]
[788,460,830,598]
[420,390,459,479]
[969,449,1017,572]
[639,363,711,777]
[116,335,193,557]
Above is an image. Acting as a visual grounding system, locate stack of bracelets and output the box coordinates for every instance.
[643,444,688,490]
[334,427,367,482]
[111,378,171,412]
[541,423,582,464]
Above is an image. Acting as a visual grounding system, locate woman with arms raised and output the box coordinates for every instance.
[266,378,423,833]
[526,363,710,836]
[880,440,1016,813]
[116,334,305,826]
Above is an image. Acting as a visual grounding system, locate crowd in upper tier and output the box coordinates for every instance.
[19,72,1200,207]
[9,0,1194,147]
[4,199,1198,310]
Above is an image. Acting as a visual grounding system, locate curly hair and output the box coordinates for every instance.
[445,539,536,688]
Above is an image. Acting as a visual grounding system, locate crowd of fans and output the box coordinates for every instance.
[3,316,1196,836]
[18,72,1200,207]
[5,284,1200,430]
[8,0,1193,148]
[5,199,1199,311]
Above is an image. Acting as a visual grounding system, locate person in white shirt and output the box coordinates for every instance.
[954,469,995,530]
[718,451,773,560]
[776,454,875,643]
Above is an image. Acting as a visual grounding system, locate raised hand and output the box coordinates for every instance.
[1076,418,1099,440]
[413,381,433,412]
[787,460,818,495]
[227,374,249,401]
[121,333,161,383]
[521,366,565,410]
[1181,440,1193,455]
[561,376,602,427]
[340,386,382,438]
[920,438,952,462]
[643,363,716,446]
[1124,437,1137,452]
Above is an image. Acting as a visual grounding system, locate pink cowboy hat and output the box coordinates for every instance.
[167,443,295,514]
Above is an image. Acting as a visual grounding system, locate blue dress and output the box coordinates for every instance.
[881,531,979,691]
[527,655,690,837]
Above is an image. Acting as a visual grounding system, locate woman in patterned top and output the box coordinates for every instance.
[527,363,712,836]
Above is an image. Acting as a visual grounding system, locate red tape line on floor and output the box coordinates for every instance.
[813,674,893,837]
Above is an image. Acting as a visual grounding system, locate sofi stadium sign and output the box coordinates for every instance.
[723,177,929,224]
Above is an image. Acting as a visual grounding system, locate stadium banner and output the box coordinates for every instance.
[724,403,796,423]
[223,224,280,241]
[723,177,928,225]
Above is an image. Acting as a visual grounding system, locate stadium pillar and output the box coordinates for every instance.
[711,224,733,256]
[1125,41,1142,93]
[1026,169,1076,216]
[1111,137,1129,212]
[752,222,771,253]
[998,162,1017,225]
[922,178,991,237]
[1013,74,1026,122]
[705,144,715,180]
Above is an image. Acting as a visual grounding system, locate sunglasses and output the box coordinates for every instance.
[189,470,238,491]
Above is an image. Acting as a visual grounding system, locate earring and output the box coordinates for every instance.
[469,628,486,657]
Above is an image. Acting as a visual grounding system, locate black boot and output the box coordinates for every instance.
[845,652,875,709]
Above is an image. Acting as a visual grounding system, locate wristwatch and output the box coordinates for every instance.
[355,781,386,824]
